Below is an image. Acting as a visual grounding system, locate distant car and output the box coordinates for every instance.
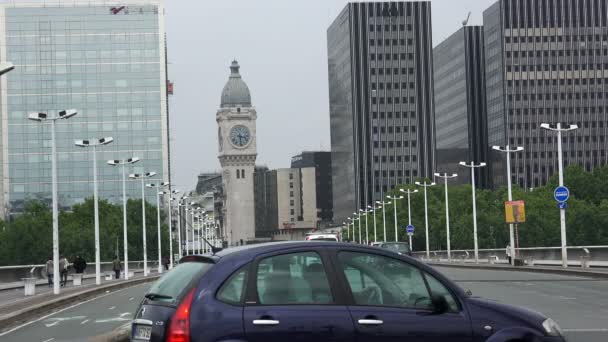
[132,241,566,342]
[371,242,382,247]
[304,233,338,241]
[378,241,413,256]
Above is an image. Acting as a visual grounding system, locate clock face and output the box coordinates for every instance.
[230,125,251,147]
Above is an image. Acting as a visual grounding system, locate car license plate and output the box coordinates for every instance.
[134,325,152,340]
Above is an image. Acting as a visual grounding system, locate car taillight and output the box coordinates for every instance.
[166,288,196,342]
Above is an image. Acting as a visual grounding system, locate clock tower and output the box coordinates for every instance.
[217,61,257,246]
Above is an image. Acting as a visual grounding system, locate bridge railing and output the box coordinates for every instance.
[413,246,608,268]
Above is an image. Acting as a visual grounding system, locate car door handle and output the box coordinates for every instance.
[253,319,280,326]
[358,319,384,325]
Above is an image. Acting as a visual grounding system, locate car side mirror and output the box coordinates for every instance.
[431,294,449,315]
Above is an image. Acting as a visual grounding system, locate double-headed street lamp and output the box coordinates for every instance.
[415,181,435,259]
[75,137,114,285]
[434,172,458,262]
[492,145,524,266]
[129,171,156,276]
[399,189,417,246]
[347,216,357,243]
[352,212,362,244]
[160,189,179,268]
[28,109,77,295]
[107,157,140,280]
[375,200,391,242]
[360,208,369,245]
[386,194,404,242]
[541,123,578,268]
[146,182,170,273]
[459,161,487,263]
[367,204,382,243]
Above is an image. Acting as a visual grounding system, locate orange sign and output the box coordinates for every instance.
[505,200,526,224]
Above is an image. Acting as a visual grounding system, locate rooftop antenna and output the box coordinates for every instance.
[462,11,471,26]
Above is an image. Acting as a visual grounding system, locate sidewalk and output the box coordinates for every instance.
[429,261,608,279]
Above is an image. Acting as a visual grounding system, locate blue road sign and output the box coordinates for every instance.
[554,186,570,202]
[558,202,567,209]
[406,224,415,235]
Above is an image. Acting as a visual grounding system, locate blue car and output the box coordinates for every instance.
[131,241,565,342]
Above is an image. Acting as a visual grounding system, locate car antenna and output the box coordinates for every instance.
[202,237,223,255]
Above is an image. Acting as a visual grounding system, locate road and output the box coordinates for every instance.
[1,266,606,341]
[0,283,149,342]
[435,266,608,342]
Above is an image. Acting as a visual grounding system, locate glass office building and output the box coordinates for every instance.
[328,1,435,222]
[0,2,169,216]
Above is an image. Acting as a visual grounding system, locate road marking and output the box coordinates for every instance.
[95,317,130,323]
[43,316,87,327]
[44,321,59,327]
[80,319,89,325]
[129,297,134,301]
[563,328,608,332]
[0,285,138,337]
[120,312,131,317]
[42,338,55,342]
[109,306,116,310]
[558,296,576,300]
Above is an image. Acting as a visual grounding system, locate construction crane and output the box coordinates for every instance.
[462,11,471,26]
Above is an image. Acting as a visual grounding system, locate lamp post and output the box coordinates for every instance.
[540,123,578,268]
[434,172,458,262]
[352,212,362,243]
[492,145,524,266]
[375,200,391,242]
[367,205,381,243]
[146,182,169,273]
[107,157,140,280]
[399,189,417,247]
[459,161,487,263]
[28,109,77,294]
[129,171,156,276]
[160,190,179,268]
[347,217,356,243]
[360,209,369,245]
[0,62,14,76]
[386,195,404,242]
[415,181,435,260]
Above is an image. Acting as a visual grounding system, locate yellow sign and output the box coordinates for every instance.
[505,200,526,224]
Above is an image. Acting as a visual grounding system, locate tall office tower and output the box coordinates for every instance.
[484,0,608,188]
[328,1,435,222]
[0,2,169,217]
[434,26,490,188]
[290,151,333,225]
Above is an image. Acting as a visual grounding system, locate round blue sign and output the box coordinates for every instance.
[554,186,570,202]
[406,224,415,234]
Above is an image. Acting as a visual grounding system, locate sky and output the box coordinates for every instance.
[165,0,497,191]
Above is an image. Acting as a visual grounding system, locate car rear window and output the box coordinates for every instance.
[146,262,212,303]
[383,243,411,253]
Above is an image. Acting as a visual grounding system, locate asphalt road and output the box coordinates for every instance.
[435,266,608,342]
[0,283,150,342]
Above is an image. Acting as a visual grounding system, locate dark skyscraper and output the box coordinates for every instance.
[328,1,435,222]
[290,151,333,225]
[484,0,608,188]
[434,26,490,187]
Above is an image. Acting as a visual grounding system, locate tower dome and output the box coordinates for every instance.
[220,60,252,107]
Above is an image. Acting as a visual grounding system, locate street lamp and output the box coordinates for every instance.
[360,208,369,245]
[375,200,391,242]
[129,171,156,276]
[415,181,435,260]
[160,190,179,268]
[492,145,524,266]
[177,196,189,257]
[368,205,381,243]
[342,221,349,241]
[399,189,417,247]
[540,123,578,268]
[107,157,140,280]
[386,194,405,242]
[75,137,114,285]
[0,62,15,76]
[459,161,487,263]
[352,212,362,244]
[434,172,458,262]
[28,109,77,295]
[146,182,170,273]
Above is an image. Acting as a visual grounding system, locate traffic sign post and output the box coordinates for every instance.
[406,224,414,235]
[558,202,567,209]
[554,186,570,202]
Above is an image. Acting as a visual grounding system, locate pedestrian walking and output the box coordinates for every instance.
[162,256,169,271]
[59,255,69,286]
[112,256,121,280]
[506,244,512,265]
[45,256,54,287]
[73,255,87,274]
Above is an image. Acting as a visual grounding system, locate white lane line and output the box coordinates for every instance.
[42,338,55,342]
[558,296,576,300]
[0,285,137,337]
[129,297,134,301]
[563,328,608,332]
[120,312,131,317]
[95,317,130,323]
[80,319,89,325]
[109,306,116,310]
[44,321,59,327]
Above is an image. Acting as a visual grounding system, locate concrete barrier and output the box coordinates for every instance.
[22,278,37,296]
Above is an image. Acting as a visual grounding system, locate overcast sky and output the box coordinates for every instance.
[166,0,497,191]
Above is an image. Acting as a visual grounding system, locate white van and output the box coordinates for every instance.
[305,233,339,242]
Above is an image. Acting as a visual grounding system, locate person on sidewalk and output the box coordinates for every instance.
[162,256,169,271]
[506,244,512,265]
[112,256,121,280]
[45,256,54,287]
[73,255,87,274]
[59,255,69,286]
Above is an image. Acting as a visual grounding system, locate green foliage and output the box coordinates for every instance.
[0,198,170,266]
[347,166,608,251]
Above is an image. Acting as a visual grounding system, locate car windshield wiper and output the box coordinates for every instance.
[144,292,173,300]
